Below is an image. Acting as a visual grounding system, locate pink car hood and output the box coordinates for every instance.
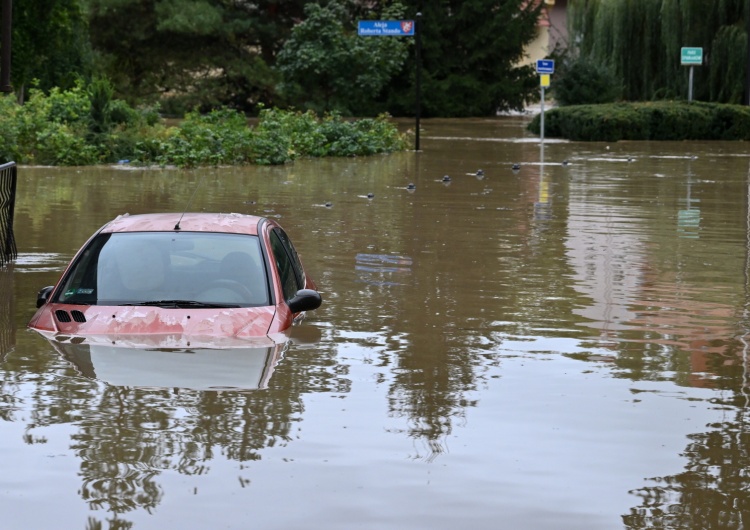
[28,303,280,341]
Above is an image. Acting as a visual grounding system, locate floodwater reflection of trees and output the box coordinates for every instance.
[1,336,346,516]
[624,407,750,529]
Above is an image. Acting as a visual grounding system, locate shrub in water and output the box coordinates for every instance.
[0,83,408,166]
[528,101,750,141]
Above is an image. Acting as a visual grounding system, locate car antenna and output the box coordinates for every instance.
[174,175,206,230]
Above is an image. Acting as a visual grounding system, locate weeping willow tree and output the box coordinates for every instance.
[569,0,749,103]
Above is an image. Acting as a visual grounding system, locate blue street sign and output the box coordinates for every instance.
[358,20,415,36]
[536,59,555,74]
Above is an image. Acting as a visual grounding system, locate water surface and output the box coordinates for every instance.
[2,117,750,529]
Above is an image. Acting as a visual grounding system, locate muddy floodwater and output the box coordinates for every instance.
[3,116,750,529]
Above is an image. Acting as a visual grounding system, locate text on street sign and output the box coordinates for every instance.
[358,20,415,36]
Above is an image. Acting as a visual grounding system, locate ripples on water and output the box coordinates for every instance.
[3,121,750,528]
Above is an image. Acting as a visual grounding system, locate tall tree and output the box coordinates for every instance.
[385,0,543,117]
[85,0,308,113]
[569,0,749,103]
[275,1,410,115]
[83,0,544,116]
[8,0,92,100]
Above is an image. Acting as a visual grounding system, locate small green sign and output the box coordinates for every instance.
[681,47,703,66]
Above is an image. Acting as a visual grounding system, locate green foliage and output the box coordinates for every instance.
[386,0,543,116]
[0,80,165,165]
[527,101,750,141]
[247,108,408,165]
[553,57,621,106]
[87,0,307,112]
[0,85,97,165]
[157,106,408,166]
[0,95,21,163]
[709,24,747,103]
[275,1,410,115]
[569,0,749,103]
[10,0,92,98]
[154,0,224,35]
[0,83,408,167]
[87,77,115,135]
[81,0,543,117]
[319,114,407,157]
[155,108,255,167]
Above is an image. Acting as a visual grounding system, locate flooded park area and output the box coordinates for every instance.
[3,115,750,529]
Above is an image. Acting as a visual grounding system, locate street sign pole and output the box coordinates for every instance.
[0,0,11,93]
[536,60,554,144]
[540,86,545,144]
[415,13,421,151]
[358,17,418,150]
[747,3,750,105]
[680,47,702,102]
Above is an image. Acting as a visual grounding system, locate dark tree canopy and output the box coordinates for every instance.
[384,0,543,117]
[85,0,308,113]
[86,0,543,116]
[5,0,546,116]
[7,0,92,99]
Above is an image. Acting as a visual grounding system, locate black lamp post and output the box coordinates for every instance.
[1,0,11,93]
[747,0,750,104]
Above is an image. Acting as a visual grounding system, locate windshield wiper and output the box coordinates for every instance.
[121,300,241,308]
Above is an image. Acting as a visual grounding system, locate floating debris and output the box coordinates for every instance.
[355,253,413,286]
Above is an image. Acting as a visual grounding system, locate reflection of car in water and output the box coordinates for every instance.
[45,334,287,390]
[28,212,322,340]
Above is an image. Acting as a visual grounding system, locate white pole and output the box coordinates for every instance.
[540,86,545,144]
[688,66,694,102]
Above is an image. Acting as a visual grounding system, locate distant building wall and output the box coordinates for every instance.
[520,0,568,67]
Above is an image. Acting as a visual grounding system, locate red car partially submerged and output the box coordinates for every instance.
[28,212,322,345]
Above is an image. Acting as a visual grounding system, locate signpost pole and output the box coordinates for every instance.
[747,0,750,105]
[357,17,418,150]
[0,0,11,93]
[535,60,554,144]
[540,86,545,144]
[415,13,421,151]
[681,47,702,102]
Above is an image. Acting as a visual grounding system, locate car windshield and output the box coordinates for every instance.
[55,232,270,307]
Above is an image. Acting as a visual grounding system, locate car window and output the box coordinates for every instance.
[270,230,299,301]
[273,228,305,287]
[55,232,269,306]
[55,234,111,305]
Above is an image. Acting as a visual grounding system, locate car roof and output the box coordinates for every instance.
[100,212,265,236]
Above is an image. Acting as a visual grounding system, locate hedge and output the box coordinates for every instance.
[527,101,750,141]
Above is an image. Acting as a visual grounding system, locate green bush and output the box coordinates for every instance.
[155,108,254,167]
[250,107,312,164]
[527,101,750,141]
[0,83,408,167]
[552,57,621,106]
[0,81,165,165]
[0,95,21,162]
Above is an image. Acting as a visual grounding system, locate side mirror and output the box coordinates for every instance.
[287,289,322,313]
[36,286,55,308]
